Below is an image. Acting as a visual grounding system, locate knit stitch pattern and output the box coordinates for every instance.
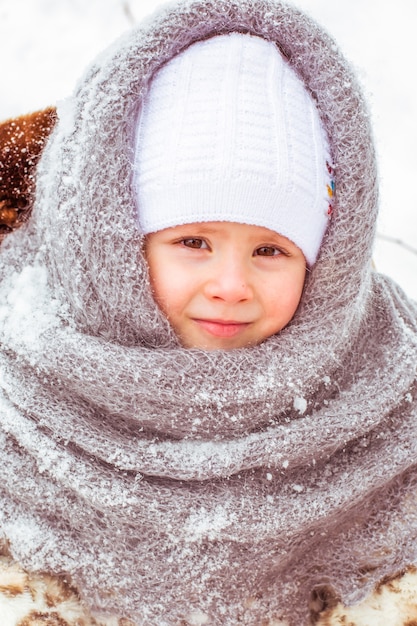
[134,32,331,264]
[0,1,417,625]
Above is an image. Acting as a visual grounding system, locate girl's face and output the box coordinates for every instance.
[145,222,306,350]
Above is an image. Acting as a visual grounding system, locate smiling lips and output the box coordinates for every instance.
[193,319,251,338]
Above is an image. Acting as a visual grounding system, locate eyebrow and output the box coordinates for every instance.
[170,223,288,245]
[184,225,283,239]
[176,224,220,234]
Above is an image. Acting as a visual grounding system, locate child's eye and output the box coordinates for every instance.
[254,246,283,257]
[181,238,209,249]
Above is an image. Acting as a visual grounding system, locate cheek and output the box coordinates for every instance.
[267,270,305,325]
[146,253,167,308]
[148,268,176,314]
[147,258,189,320]
[285,287,303,318]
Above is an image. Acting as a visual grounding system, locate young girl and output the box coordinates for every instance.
[1,0,417,625]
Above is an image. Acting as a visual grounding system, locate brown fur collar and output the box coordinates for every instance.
[0,108,57,242]
[0,555,135,626]
[1,553,417,626]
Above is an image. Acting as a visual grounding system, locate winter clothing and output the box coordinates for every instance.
[0,1,417,626]
[0,108,57,242]
[134,32,332,264]
[1,549,417,626]
[0,553,134,626]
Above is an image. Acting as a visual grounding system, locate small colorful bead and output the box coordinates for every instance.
[326,161,335,218]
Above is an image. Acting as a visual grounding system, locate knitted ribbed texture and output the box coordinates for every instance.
[0,1,417,625]
[134,33,331,264]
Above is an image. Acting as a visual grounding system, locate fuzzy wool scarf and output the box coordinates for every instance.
[1,1,417,624]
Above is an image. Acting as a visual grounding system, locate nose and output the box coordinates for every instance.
[203,257,253,304]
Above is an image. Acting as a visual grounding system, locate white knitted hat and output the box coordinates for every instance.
[133,33,334,265]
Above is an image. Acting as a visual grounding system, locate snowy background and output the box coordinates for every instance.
[0,0,416,299]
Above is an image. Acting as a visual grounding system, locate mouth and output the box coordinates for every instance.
[193,319,251,338]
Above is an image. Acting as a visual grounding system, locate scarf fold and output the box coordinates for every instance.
[1,1,417,624]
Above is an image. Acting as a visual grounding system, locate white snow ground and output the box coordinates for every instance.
[0,0,416,298]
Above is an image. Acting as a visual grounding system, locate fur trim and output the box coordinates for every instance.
[0,108,57,242]
[0,556,135,626]
[315,566,417,626]
[1,555,417,626]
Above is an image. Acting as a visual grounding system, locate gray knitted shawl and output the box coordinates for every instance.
[1,1,417,624]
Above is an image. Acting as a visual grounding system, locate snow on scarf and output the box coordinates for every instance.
[0,1,417,624]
